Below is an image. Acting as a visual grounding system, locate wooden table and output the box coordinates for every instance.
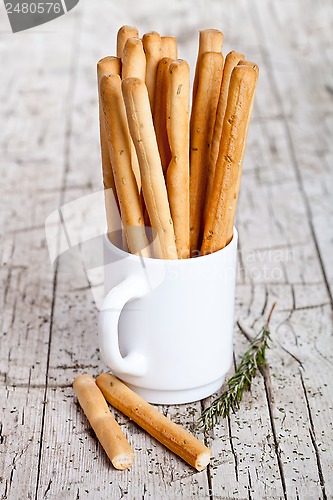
[1,0,332,498]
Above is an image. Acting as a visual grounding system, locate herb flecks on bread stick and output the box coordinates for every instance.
[122,77,177,259]
[201,64,258,254]
[73,374,134,470]
[96,373,212,471]
[204,51,244,223]
[142,31,163,113]
[166,59,190,259]
[190,51,223,254]
[100,74,150,257]
[117,25,139,59]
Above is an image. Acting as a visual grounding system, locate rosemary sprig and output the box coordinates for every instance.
[197,303,276,433]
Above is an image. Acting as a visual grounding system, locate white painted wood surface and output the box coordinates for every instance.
[0,0,332,498]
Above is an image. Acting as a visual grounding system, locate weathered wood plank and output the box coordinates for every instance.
[203,1,333,498]
[0,387,45,500]
[33,2,210,497]
[36,387,210,499]
[249,0,333,301]
[204,283,333,500]
[0,5,81,499]
[0,4,79,384]
[1,0,332,498]
[249,1,333,497]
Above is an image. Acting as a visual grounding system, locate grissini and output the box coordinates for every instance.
[142,31,163,113]
[100,74,150,257]
[97,57,124,247]
[121,37,147,192]
[203,51,244,223]
[122,77,178,259]
[122,37,146,81]
[166,59,190,259]
[192,29,223,104]
[73,374,134,470]
[153,57,173,174]
[238,60,259,68]
[117,25,139,59]
[97,56,121,202]
[218,51,245,133]
[96,373,212,472]
[224,61,259,244]
[201,65,258,254]
[161,36,178,59]
[189,51,223,253]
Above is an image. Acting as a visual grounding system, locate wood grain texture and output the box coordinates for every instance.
[0,0,332,498]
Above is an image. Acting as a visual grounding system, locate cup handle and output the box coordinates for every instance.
[98,274,148,377]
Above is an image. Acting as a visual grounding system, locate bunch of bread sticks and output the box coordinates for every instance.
[73,373,212,471]
[98,26,258,259]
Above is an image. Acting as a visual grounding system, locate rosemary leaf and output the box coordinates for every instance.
[197,303,275,433]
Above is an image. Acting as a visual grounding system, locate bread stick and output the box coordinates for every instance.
[100,74,150,256]
[153,57,173,174]
[73,374,134,470]
[122,37,146,81]
[122,77,178,259]
[219,52,246,123]
[238,60,258,68]
[142,31,163,113]
[224,61,259,244]
[96,373,212,471]
[203,51,244,223]
[97,56,121,200]
[201,65,258,254]
[117,25,139,59]
[192,29,223,104]
[161,36,178,59]
[121,37,146,192]
[189,51,223,253]
[97,55,121,77]
[166,59,190,259]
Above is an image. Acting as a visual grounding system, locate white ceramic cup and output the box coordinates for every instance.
[98,228,238,404]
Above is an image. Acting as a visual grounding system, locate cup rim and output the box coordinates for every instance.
[104,227,238,265]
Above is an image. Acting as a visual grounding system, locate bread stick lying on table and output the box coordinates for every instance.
[117,25,139,58]
[142,31,163,113]
[73,374,134,470]
[166,59,190,259]
[96,373,212,471]
[161,36,178,59]
[203,51,244,223]
[224,61,259,244]
[192,29,224,104]
[122,77,178,259]
[154,57,173,174]
[190,51,223,254]
[100,74,150,257]
[201,64,258,255]
[97,56,121,204]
